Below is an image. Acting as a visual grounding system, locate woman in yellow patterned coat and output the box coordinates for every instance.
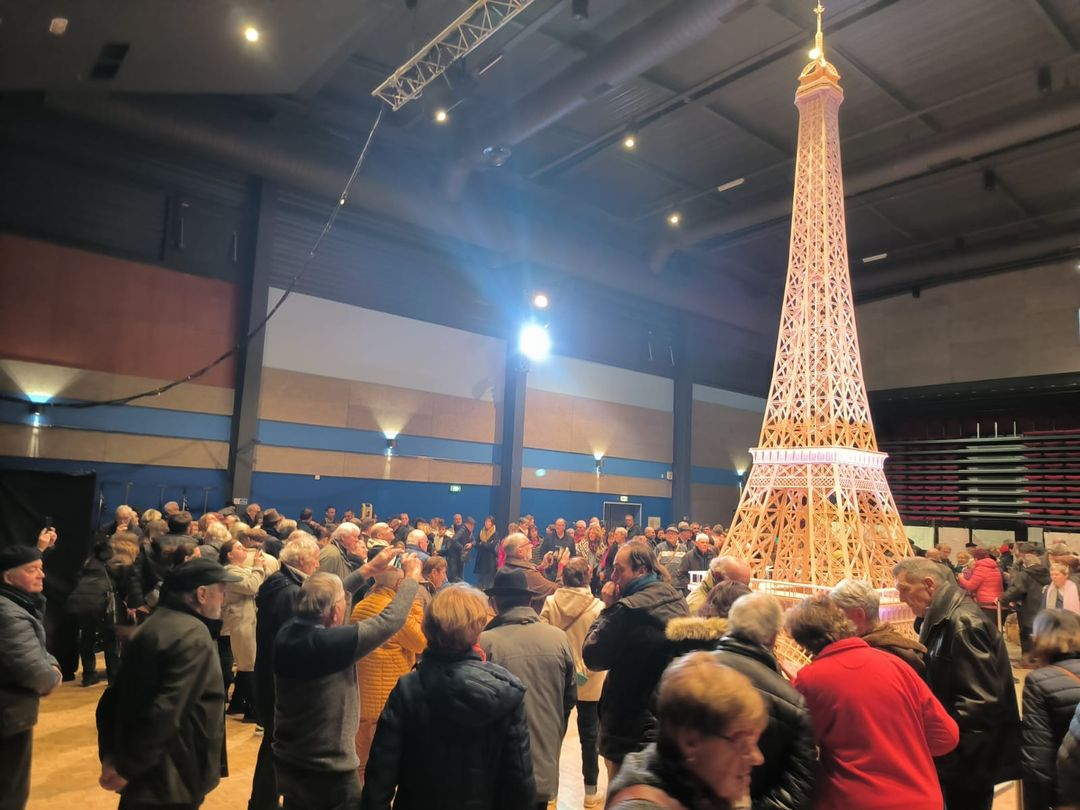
[350,567,426,782]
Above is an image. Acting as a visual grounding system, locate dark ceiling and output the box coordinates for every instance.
[1,0,1079,384]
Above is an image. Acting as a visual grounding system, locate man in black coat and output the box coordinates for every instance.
[1000,551,1051,656]
[894,557,1020,810]
[673,533,716,592]
[541,518,577,558]
[582,541,688,775]
[621,513,642,540]
[444,516,473,582]
[713,592,816,810]
[96,558,242,810]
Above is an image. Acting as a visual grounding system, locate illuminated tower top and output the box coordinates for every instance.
[756,2,877,451]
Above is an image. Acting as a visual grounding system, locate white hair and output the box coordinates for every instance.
[694,533,710,543]
[502,533,528,557]
[280,535,320,568]
[331,522,361,541]
[829,578,880,624]
[727,592,783,647]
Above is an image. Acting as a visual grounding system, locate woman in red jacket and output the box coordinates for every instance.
[784,598,958,810]
[960,548,1005,628]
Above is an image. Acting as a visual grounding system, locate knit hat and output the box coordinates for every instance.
[0,545,42,573]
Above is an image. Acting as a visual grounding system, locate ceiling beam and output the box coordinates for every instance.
[1025,0,1080,52]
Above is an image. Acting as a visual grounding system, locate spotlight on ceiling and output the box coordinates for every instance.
[716,177,745,193]
[572,0,589,21]
[532,292,549,309]
[667,212,681,227]
[49,17,69,35]
[434,108,449,124]
[244,26,260,43]
[622,133,637,150]
[861,253,888,264]
[519,322,551,361]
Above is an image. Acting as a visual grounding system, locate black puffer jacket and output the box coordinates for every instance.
[1058,701,1080,805]
[583,577,689,762]
[65,553,117,618]
[713,636,817,810]
[360,647,535,810]
[1001,563,1051,629]
[1021,654,1080,810]
[920,583,1021,787]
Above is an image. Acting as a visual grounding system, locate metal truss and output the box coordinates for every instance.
[372,0,537,111]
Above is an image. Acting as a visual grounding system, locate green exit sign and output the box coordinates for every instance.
[448,484,462,493]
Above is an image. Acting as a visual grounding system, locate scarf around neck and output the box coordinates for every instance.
[622,571,659,599]
[1046,579,1080,613]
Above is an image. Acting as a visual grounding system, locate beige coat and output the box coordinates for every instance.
[222,563,266,670]
[539,586,607,702]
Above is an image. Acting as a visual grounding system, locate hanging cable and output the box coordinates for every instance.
[2,105,386,411]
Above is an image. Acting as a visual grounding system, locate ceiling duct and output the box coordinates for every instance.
[654,89,1080,269]
[853,227,1080,302]
[35,92,768,334]
[445,0,752,194]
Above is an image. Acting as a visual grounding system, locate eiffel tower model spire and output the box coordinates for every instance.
[720,3,910,588]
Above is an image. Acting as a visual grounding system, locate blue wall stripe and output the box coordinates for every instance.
[256,421,497,464]
[522,447,670,479]
[690,466,742,486]
[0,399,231,442]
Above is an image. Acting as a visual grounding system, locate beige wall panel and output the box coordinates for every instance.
[525,388,672,462]
[430,396,497,444]
[522,468,573,491]
[0,361,233,415]
[259,368,349,426]
[426,460,498,486]
[690,401,762,471]
[523,389,575,452]
[0,424,109,461]
[343,453,404,480]
[567,472,671,498]
[859,263,1080,390]
[255,446,346,477]
[690,484,741,528]
[104,435,228,469]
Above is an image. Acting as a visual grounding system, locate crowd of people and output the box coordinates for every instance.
[2,502,1080,810]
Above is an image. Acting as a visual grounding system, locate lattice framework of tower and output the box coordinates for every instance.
[719,5,910,589]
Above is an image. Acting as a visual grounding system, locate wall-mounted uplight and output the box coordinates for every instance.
[29,404,42,428]
[593,451,604,476]
[385,437,398,456]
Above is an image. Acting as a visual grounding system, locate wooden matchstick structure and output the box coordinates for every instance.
[720,5,911,589]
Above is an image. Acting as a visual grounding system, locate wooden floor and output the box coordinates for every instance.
[29,656,1022,809]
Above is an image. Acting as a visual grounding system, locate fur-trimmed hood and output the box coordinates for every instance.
[665,616,729,643]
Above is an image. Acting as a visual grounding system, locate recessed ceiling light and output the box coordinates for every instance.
[49,17,69,35]
[622,134,637,150]
[667,212,681,227]
[434,108,449,124]
[717,178,745,193]
[861,253,888,264]
[244,26,260,43]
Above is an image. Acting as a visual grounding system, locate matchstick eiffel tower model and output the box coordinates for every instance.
[720,4,910,588]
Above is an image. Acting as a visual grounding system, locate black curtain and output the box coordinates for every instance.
[0,469,97,677]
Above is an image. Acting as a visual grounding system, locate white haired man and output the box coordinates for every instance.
[829,578,927,677]
[713,592,817,809]
[273,562,421,808]
[686,555,752,613]
[319,522,365,580]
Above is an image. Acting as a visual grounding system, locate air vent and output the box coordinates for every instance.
[90,42,129,81]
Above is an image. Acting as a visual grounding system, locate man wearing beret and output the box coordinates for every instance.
[0,542,62,810]
[96,558,242,810]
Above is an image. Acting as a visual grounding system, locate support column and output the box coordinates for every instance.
[672,363,693,523]
[493,348,528,532]
[227,180,275,505]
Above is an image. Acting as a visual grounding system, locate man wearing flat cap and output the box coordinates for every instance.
[96,558,242,810]
[0,543,62,810]
[480,568,576,810]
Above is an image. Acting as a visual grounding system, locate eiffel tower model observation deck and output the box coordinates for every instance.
[719,5,914,614]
